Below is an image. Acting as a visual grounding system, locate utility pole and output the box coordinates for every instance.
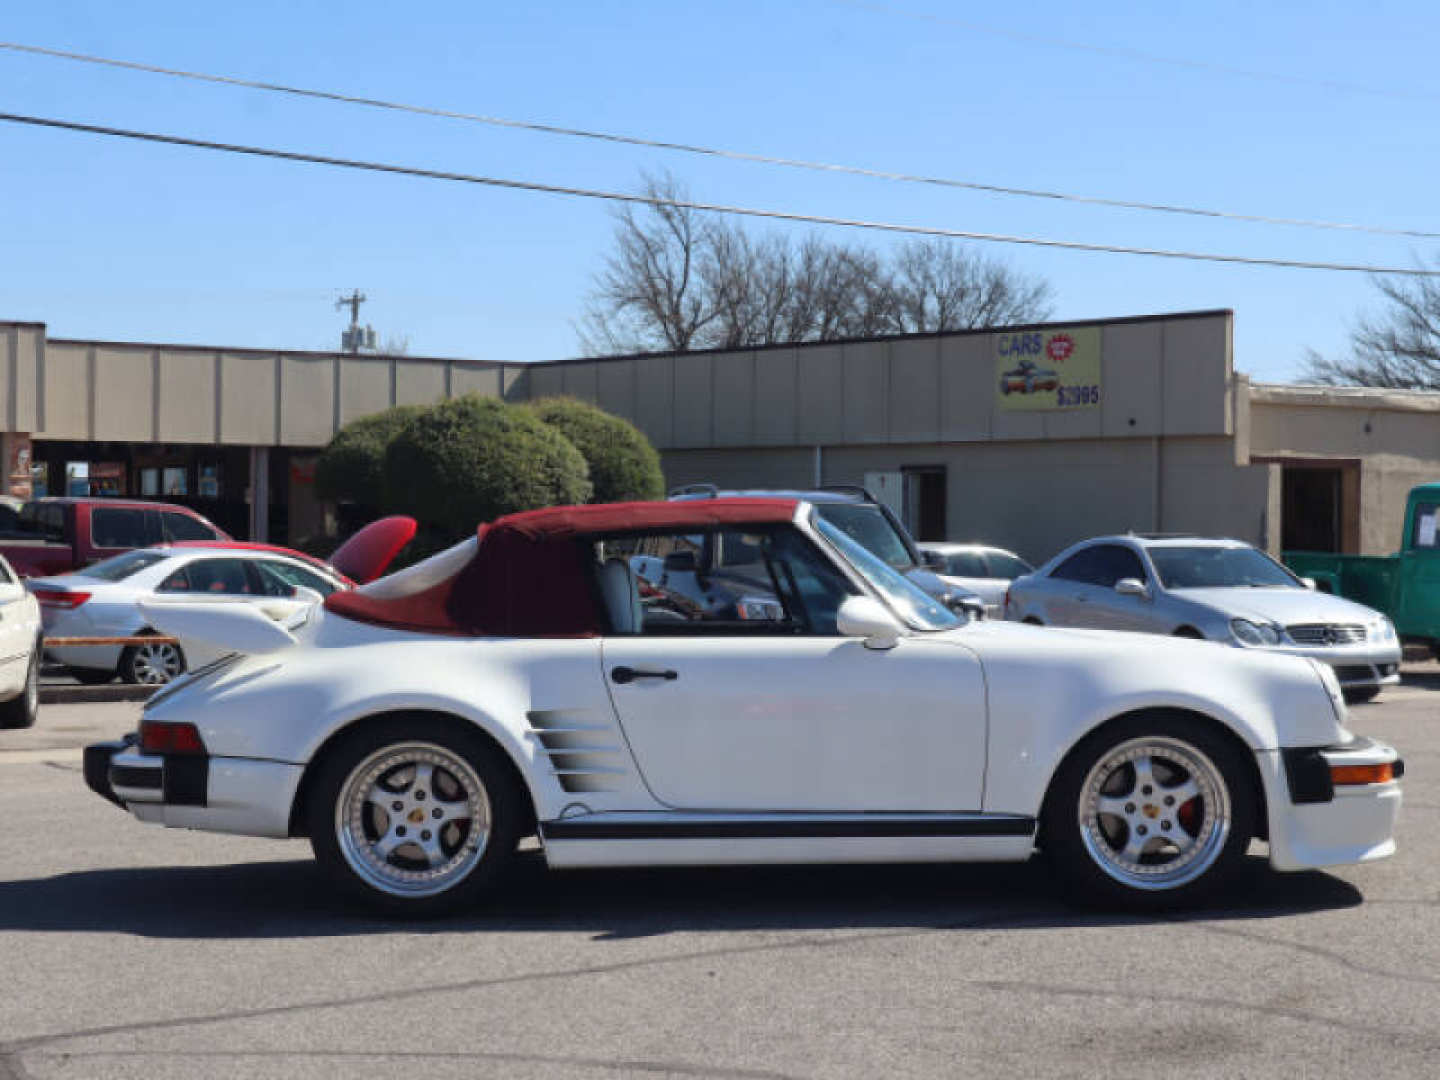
[336,290,376,353]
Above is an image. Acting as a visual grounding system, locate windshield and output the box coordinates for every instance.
[813,513,961,631]
[984,552,1033,579]
[1148,546,1301,589]
[76,549,170,582]
[813,503,915,570]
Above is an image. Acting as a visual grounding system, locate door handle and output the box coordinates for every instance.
[611,665,678,684]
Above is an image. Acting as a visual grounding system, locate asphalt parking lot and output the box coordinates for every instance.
[1,673,1436,1080]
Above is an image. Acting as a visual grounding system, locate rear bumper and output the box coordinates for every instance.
[1259,737,1404,872]
[83,738,302,838]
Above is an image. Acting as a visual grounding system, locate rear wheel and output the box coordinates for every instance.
[307,717,524,916]
[1043,714,1257,910]
[119,639,186,685]
[0,643,39,729]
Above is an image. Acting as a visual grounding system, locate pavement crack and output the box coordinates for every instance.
[17,1049,803,1079]
[0,909,1040,1059]
[1179,921,1440,988]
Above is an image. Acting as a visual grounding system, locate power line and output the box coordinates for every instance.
[827,0,1440,103]
[2,39,1438,241]
[3,108,1437,276]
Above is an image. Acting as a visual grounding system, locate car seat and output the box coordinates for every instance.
[597,558,642,634]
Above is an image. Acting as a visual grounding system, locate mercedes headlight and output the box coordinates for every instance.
[1371,618,1396,642]
[1231,618,1281,646]
[736,596,784,621]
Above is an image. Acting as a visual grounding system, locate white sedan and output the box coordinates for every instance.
[919,542,1034,618]
[33,547,349,684]
[86,498,1403,915]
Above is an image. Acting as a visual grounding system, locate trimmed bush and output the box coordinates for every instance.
[381,395,592,538]
[527,397,665,503]
[315,404,425,507]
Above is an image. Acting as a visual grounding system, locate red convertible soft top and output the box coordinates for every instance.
[323,498,798,637]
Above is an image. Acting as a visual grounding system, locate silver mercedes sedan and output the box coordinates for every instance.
[1005,535,1402,703]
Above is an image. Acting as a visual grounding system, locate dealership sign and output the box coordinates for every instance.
[995,326,1102,411]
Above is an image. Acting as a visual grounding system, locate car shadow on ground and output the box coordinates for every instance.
[0,849,1362,941]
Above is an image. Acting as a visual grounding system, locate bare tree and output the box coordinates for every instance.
[890,240,1054,333]
[577,173,720,355]
[1305,266,1440,389]
[579,173,1055,354]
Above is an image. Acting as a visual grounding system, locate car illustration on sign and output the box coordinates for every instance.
[999,359,1061,395]
[84,498,1402,916]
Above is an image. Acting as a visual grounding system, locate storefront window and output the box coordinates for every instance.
[140,468,159,497]
[163,467,188,497]
[198,464,220,498]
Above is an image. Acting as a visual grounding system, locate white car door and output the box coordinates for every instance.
[598,525,988,813]
[602,635,987,811]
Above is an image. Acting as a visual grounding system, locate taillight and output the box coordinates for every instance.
[139,720,207,756]
[33,589,91,610]
[1003,586,1012,614]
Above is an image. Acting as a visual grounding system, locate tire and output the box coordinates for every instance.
[1342,686,1381,705]
[1042,713,1258,911]
[119,638,186,685]
[1023,617,1043,626]
[1172,627,1204,639]
[0,643,40,729]
[70,668,116,686]
[306,716,525,916]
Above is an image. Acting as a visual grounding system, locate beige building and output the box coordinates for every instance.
[2,310,1436,563]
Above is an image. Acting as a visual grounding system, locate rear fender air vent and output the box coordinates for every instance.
[527,708,629,793]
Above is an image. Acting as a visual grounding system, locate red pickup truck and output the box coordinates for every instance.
[0,498,230,578]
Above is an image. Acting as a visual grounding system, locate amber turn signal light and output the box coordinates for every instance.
[1330,763,1394,786]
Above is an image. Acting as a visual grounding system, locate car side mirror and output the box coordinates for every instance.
[837,595,903,650]
[1115,577,1149,599]
[921,550,947,572]
[1301,577,1318,591]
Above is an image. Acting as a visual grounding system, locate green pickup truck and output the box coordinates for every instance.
[1286,481,1440,656]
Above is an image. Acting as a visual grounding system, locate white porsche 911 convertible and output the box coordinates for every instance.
[85,498,1403,914]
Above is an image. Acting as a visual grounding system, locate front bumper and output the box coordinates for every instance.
[1259,736,1404,872]
[1255,641,1402,688]
[84,738,302,838]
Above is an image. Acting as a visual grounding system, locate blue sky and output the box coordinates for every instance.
[2,1,1437,382]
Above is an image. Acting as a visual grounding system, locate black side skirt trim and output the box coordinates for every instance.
[541,817,1036,841]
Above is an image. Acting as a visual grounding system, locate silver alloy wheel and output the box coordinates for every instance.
[1077,735,1231,891]
[129,642,184,684]
[335,742,491,899]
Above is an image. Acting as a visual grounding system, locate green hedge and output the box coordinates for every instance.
[314,404,425,508]
[381,395,593,537]
[527,396,665,503]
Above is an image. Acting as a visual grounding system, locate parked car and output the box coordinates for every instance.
[668,484,983,617]
[1287,481,1440,659]
[0,497,229,579]
[0,551,42,729]
[998,360,1060,396]
[1006,535,1402,702]
[32,516,416,685]
[918,543,1033,618]
[86,498,1401,915]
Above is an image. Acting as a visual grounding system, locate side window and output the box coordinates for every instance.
[162,511,218,542]
[1051,547,1105,585]
[158,566,191,592]
[1412,503,1439,549]
[91,508,150,549]
[595,527,854,635]
[1051,545,1145,587]
[175,558,253,595]
[945,551,988,577]
[251,560,339,598]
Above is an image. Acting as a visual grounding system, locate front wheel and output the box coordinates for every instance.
[1042,714,1257,910]
[1342,686,1381,705]
[307,718,524,916]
